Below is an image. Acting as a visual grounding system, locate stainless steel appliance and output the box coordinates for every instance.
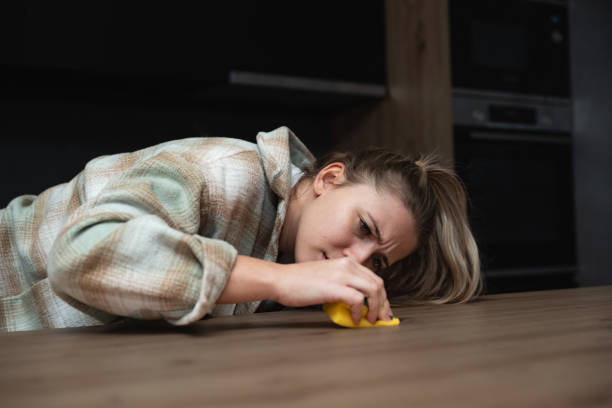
[453,90,576,292]
[450,0,576,292]
[449,0,570,98]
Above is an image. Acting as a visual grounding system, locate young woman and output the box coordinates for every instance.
[0,126,483,331]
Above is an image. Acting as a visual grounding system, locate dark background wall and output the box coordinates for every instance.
[570,0,612,287]
[1,1,387,207]
[2,0,611,291]
[0,97,332,208]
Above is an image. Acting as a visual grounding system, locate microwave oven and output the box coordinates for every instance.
[449,0,570,98]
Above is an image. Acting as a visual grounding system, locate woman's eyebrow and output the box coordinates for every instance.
[366,212,383,245]
[367,212,390,267]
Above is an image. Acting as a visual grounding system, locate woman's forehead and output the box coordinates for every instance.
[349,184,418,261]
[347,183,406,211]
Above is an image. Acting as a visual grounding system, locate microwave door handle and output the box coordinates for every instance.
[470,131,571,145]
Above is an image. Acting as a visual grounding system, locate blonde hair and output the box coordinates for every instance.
[299,149,484,304]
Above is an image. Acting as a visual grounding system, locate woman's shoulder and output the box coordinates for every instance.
[81,137,259,173]
[79,129,309,200]
[145,137,260,164]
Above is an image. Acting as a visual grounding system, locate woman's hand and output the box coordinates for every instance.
[274,257,393,325]
[218,255,393,325]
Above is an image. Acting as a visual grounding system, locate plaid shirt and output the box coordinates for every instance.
[0,127,315,331]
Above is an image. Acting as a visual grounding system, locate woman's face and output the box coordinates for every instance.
[293,164,418,272]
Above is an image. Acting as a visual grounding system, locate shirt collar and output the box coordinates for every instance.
[255,126,315,200]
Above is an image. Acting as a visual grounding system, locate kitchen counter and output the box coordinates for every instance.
[1,285,611,407]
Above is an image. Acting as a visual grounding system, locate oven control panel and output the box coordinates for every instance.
[453,89,572,132]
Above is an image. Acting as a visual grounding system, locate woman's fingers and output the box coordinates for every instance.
[368,276,388,323]
[333,286,365,325]
[383,299,394,321]
[350,300,365,325]
[336,258,389,324]
[274,258,392,325]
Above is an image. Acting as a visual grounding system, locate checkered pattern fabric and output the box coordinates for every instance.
[0,127,314,331]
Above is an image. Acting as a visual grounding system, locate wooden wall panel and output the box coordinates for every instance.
[331,0,453,165]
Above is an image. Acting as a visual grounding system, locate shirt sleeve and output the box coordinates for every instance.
[47,151,237,326]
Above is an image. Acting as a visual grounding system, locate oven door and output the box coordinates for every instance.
[454,127,576,276]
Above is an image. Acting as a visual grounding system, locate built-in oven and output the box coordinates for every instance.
[453,91,576,292]
[449,0,570,98]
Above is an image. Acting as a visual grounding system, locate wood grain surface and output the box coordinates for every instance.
[1,286,611,408]
[332,0,454,165]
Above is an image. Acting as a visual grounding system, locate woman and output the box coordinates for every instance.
[0,126,482,331]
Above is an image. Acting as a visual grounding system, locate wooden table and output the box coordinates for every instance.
[1,286,611,407]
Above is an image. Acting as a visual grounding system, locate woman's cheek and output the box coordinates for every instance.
[293,236,312,263]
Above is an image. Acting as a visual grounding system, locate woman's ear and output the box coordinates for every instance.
[312,162,346,196]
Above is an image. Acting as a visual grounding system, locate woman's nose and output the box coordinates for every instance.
[342,242,375,265]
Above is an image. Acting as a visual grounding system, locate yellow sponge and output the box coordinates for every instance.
[323,302,400,328]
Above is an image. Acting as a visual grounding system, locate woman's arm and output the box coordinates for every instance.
[48,152,237,326]
[216,256,280,304]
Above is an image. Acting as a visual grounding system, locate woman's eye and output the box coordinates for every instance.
[372,256,383,271]
[359,218,371,235]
